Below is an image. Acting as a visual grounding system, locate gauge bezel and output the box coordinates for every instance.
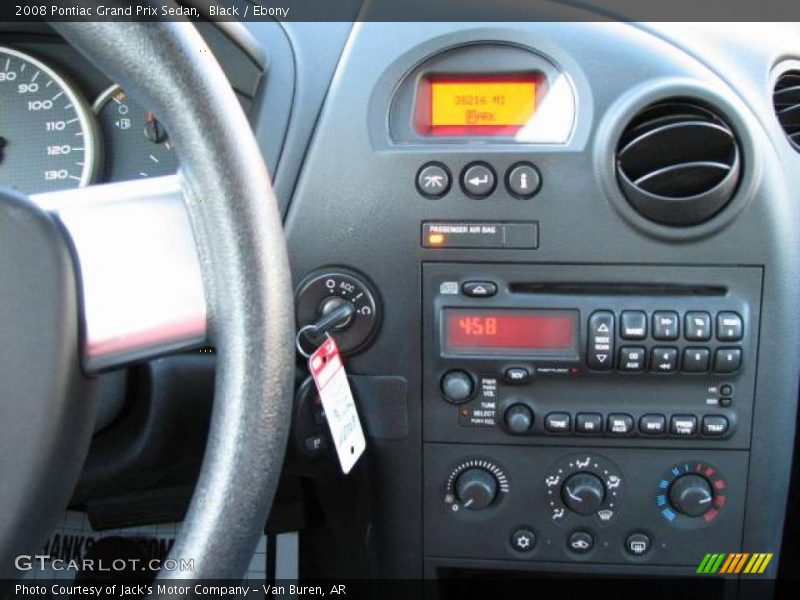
[0,45,100,190]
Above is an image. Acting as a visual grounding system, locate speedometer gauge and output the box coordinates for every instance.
[0,46,98,194]
[94,85,178,181]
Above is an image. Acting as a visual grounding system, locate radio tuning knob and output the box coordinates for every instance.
[454,467,499,510]
[504,404,534,434]
[561,472,606,515]
[669,474,714,517]
[441,370,474,404]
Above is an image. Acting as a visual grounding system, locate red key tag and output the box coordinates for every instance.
[309,336,366,474]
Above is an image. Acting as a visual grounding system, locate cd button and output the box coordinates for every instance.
[619,346,646,371]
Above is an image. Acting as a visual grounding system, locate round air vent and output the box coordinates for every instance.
[616,101,741,227]
[773,70,800,151]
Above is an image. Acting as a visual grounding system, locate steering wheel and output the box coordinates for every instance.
[0,20,295,581]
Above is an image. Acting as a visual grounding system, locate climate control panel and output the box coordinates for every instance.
[424,444,747,566]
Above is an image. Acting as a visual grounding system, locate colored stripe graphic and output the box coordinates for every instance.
[698,552,773,574]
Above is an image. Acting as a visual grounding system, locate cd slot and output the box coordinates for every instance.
[508,282,727,297]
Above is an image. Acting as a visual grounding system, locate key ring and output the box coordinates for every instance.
[295,324,319,359]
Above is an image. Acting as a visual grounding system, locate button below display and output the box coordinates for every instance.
[462,281,497,297]
[416,162,451,198]
[567,531,594,554]
[506,163,542,198]
[545,412,571,433]
[461,163,496,198]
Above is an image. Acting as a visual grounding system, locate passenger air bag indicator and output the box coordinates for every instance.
[422,221,538,249]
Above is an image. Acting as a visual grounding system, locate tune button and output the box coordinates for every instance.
[505,404,534,434]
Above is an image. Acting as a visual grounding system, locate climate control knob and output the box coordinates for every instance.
[669,474,714,517]
[561,472,606,516]
[454,468,499,510]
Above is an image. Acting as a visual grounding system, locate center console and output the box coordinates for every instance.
[422,263,759,566]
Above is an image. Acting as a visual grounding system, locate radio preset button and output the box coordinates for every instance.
[619,346,646,371]
[651,347,678,373]
[576,413,603,434]
[716,312,743,341]
[702,415,730,436]
[545,412,571,433]
[504,367,531,384]
[685,311,712,341]
[670,415,698,437]
[620,311,647,340]
[682,347,710,373]
[639,414,667,435]
[587,311,615,371]
[714,348,742,373]
[441,370,474,404]
[461,162,496,198]
[608,414,634,435]
[653,311,680,340]
[462,281,497,298]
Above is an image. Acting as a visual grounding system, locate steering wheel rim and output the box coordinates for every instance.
[13,19,295,580]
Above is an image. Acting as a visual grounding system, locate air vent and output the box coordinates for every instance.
[773,70,800,151]
[616,101,741,227]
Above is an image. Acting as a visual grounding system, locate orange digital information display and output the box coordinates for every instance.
[420,75,539,136]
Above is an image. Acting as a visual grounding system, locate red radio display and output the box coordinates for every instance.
[443,309,578,355]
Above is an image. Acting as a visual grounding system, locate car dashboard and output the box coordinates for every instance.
[2,13,800,591]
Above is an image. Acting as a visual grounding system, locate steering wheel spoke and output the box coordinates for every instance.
[33,174,207,372]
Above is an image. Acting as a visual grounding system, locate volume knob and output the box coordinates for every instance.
[454,468,498,510]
